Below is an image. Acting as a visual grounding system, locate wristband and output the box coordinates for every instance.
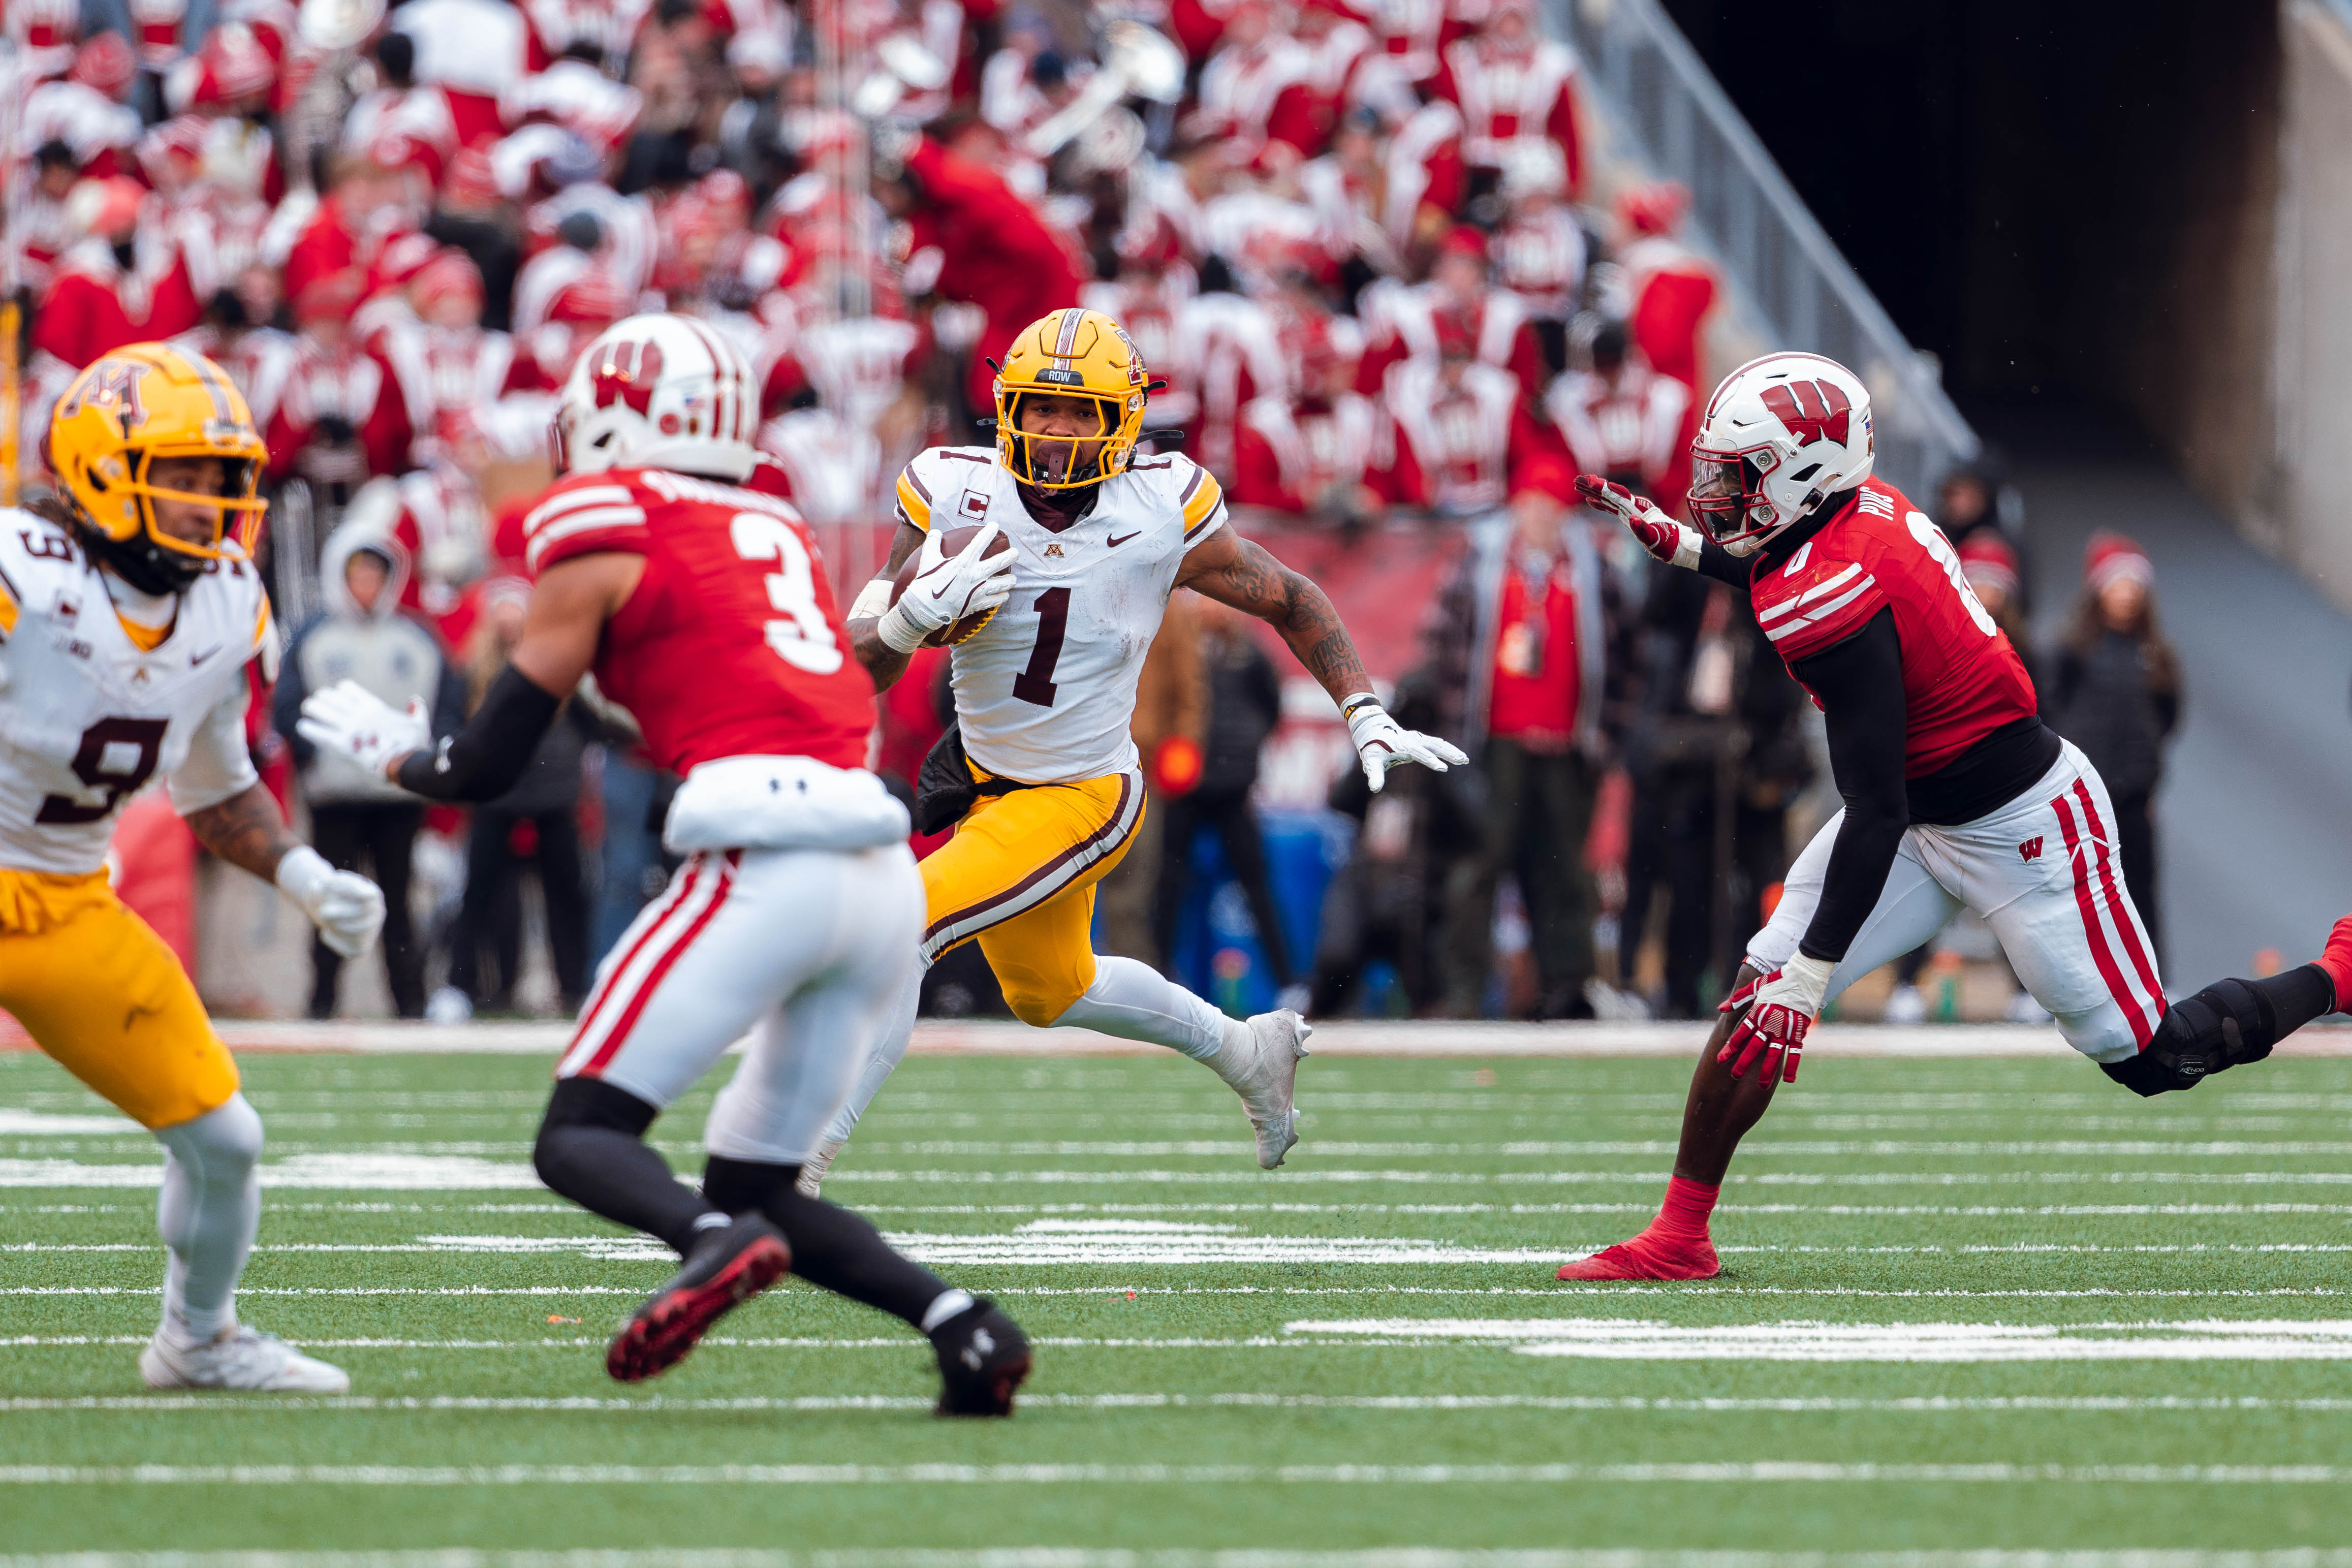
[275,844,335,906]
[876,598,930,654]
[847,577,895,621]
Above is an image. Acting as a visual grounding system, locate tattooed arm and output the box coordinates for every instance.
[845,521,930,692]
[183,780,305,882]
[1175,526,1373,706]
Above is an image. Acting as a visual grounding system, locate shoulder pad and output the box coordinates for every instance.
[896,446,997,534]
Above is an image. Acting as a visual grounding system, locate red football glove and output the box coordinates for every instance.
[1715,953,1835,1087]
[1574,475,1700,568]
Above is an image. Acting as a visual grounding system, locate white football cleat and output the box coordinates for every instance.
[1221,1009,1312,1169]
[1882,983,1928,1025]
[796,1139,842,1199]
[140,1325,350,1393]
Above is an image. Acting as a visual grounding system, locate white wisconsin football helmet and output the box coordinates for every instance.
[1688,352,1874,555]
[554,313,761,482]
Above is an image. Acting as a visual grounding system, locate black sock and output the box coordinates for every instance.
[703,1153,954,1330]
[534,1079,720,1256]
[2251,964,2338,1041]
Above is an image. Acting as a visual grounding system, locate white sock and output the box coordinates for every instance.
[920,1288,976,1333]
[820,960,924,1148]
[153,1095,264,1344]
[1052,955,1238,1064]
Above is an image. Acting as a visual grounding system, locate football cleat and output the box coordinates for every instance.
[606,1214,791,1382]
[2318,913,2352,1014]
[1555,1233,1720,1282]
[140,1325,350,1393]
[929,1296,1031,1417]
[1223,1009,1312,1168]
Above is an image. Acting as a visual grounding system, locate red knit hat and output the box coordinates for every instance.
[1616,179,1690,238]
[69,32,136,97]
[1958,535,2020,601]
[1440,224,1489,261]
[2083,529,2153,595]
[413,248,484,310]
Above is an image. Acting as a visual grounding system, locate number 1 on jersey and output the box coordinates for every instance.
[1013,587,1070,707]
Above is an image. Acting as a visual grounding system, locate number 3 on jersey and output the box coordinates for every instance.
[730,513,843,675]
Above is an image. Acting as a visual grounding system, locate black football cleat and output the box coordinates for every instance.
[929,1296,1031,1417]
[607,1214,791,1383]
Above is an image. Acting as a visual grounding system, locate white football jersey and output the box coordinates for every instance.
[893,447,1229,785]
[0,511,271,875]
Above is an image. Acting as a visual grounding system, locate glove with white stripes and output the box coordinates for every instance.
[1575,475,1702,570]
[1717,951,1836,1087]
[877,521,1017,654]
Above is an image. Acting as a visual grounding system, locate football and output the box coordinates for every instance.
[888,523,1014,647]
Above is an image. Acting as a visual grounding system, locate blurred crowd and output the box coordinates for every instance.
[4,0,2183,1020]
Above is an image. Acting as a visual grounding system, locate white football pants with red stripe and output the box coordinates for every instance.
[1747,739,2166,1062]
[555,842,925,1163]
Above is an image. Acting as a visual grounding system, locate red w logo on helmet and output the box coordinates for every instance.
[1759,380,1852,447]
[589,339,665,417]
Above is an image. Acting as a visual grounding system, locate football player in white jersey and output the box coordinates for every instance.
[2,344,386,1390]
[813,306,1464,1182]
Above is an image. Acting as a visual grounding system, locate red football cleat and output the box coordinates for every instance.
[607,1214,791,1383]
[1556,1232,1719,1281]
[2317,914,2352,1014]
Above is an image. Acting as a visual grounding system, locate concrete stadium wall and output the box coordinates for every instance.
[2268,0,2352,616]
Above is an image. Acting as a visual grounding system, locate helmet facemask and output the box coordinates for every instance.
[72,448,267,594]
[1000,389,1125,491]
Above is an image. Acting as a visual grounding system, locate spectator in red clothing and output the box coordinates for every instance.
[283,151,424,313]
[266,270,414,496]
[1371,322,1522,516]
[873,133,1082,415]
[1421,483,1616,1017]
[1431,0,1582,195]
[32,178,203,371]
[1231,313,1383,528]
[1535,318,1692,512]
[1616,180,1718,397]
[1357,224,1540,400]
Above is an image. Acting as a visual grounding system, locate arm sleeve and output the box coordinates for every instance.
[392,663,565,803]
[169,678,263,816]
[1694,540,1748,586]
[1785,607,1910,965]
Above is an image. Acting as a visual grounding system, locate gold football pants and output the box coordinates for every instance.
[920,767,1147,1025]
[0,868,238,1130]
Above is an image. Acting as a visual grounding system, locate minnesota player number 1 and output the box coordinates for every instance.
[1013,587,1070,707]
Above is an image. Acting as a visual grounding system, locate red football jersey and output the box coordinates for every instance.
[1751,477,2037,777]
[522,466,875,773]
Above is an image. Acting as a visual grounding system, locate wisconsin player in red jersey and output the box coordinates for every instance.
[1566,352,2352,1282]
[297,315,1031,1414]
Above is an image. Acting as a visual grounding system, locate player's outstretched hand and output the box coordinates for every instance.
[274,846,388,959]
[1574,475,1701,569]
[298,680,432,780]
[1717,952,1835,1087]
[879,521,1017,653]
[1341,693,1469,794]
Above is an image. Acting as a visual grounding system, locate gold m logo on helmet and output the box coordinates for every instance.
[57,360,150,439]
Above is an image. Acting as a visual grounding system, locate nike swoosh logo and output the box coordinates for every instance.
[1106,531,1141,548]
[190,647,218,666]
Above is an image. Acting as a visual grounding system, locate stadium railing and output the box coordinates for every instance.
[1552,0,1981,497]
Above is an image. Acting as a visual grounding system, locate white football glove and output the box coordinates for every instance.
[1341,692,1468,793]
[877,522,1017,654]
[297,680,432,781]
[275,845,387,960]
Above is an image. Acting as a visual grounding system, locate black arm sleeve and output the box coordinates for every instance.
[392,663,564,803]
[1694,539,1750,587]
[1786,608,1911,964]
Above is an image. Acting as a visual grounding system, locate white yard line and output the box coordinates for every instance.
[10,1553,2352,1568]
[2,1461,2349,1485]
[176,1020,2352,1058]
[8,1393,2352,1415]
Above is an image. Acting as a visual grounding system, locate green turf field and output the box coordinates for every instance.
[4,1042,2351,1562]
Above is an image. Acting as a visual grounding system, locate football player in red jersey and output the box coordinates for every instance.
[1565,352,2352,1282]
[297,315,1031,1414]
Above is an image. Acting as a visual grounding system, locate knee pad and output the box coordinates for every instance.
[158,1092,265,1170]
[533,1077,659,1184]
[2125,979,2277,1094]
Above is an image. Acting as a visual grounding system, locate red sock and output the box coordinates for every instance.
[2318,916,2352,1014]
[1650,1176,1719,1246]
